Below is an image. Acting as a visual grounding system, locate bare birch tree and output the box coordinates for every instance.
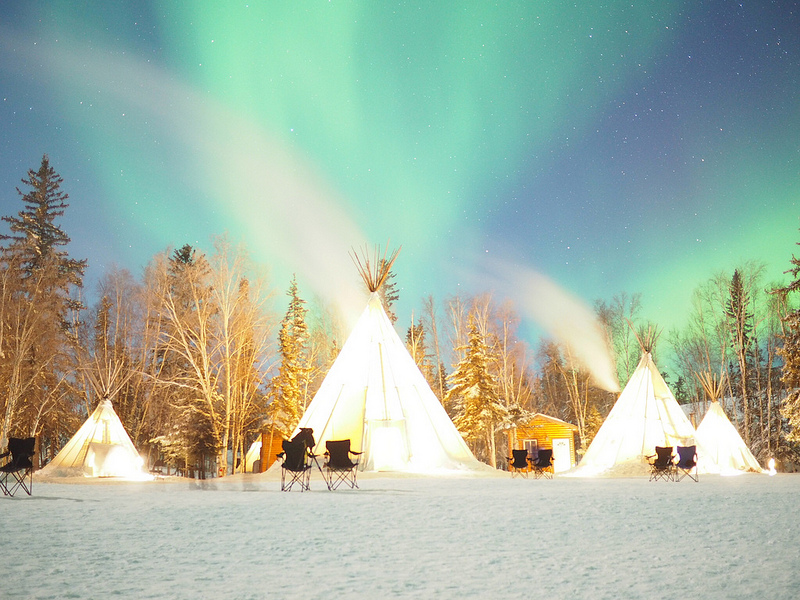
[421,295,447,402]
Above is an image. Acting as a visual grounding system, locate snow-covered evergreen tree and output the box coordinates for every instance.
[726,268,755,444]
[0,155,86,451]
[378,259,399,324]
[1,155,86,285]
[446,315,507,467]
[775,239,800,449]
[779,312,800,445]
[269,275,310,436]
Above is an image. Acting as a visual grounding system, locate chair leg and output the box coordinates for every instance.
[676,467,698,482]
[0,468,32,497]
[348,468,358,489]
[281,467,311,492]
[650,466,674,482]
[322,468,336,490]
[325,468,357,490]
[17,469,32,495]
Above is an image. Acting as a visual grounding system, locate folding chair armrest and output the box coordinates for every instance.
[0,450,9,459]
[350,450,363,455]
[276,452,285,460]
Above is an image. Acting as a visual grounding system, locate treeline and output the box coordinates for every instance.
[596,265,798,468]
[0,156,279,475]
[2,156,799,473]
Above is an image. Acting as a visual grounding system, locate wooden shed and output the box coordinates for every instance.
[507,413,579,473]
[244,428,286,473]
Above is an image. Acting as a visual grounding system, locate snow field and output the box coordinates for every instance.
[2,472,798,599]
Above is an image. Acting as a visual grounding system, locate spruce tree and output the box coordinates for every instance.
[774,240,800,447]
[0,156,86,451]
[725,268,754,444]
[270,275,310,436]
[1,155,86,285]
[446,315,507,466]
[535,340,568,419]
[378,259,399,324]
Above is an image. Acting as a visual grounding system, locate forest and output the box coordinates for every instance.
[3,156,800,474]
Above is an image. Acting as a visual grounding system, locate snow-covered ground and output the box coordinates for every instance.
[3,470,798,599]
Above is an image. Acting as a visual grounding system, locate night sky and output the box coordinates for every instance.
[2,1,799,354]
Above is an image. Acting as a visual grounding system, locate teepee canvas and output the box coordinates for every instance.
[572,351,697,476]
[695,401,763,474]
[39,399,150,479]
[293,248,483,472]
[693,372,762,474]
[245,440,261,472]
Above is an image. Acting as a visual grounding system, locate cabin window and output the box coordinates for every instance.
[523,439,538,458]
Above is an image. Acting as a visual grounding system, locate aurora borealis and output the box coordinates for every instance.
[1,1,799,342]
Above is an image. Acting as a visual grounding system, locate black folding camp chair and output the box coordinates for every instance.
[322,439,362,490]
[675,445,698,482]
[508,449,531,478]
[292,428,315,449]
[532,449,554,479]
[647,446,675,482]
[0,437,36,496]
[277,429,315,492]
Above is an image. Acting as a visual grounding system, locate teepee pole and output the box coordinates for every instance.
[350,243,400,293]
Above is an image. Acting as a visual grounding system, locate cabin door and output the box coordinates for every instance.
[551,438,572,473]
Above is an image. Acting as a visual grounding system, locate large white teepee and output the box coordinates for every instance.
[294,260,483,472]
[695,401,763,475]
[295,292,483,472]
[39,399,151,479]
[571,352,697,476]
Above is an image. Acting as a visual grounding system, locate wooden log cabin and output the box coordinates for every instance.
[507,413,579,473]
[244,428,286,472]
[259,428,286,472]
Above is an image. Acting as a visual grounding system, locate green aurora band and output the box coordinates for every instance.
[1,1,798,343]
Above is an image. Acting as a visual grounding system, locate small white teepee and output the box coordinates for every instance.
[293,247,484,473]
[693,372,763,474]
[695,402,763,474]
[571,351,697,476]
[39,399,151,479]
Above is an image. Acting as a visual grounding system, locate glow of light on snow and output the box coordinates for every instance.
[20,474,799,598]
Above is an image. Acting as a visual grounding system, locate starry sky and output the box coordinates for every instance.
[1,1,799,356]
